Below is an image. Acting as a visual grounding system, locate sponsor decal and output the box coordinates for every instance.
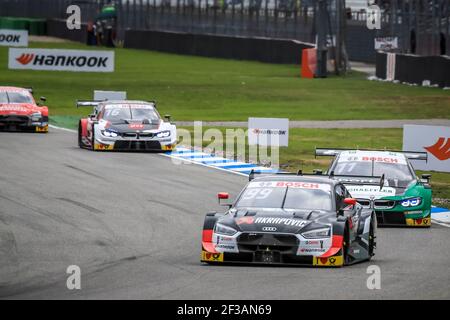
[0,105,30,112]
[252,128,287,135]
[128,123,145,129]
[300,248,327,253]
[339,151,406,165]
[374,36,398,50]
[346,185,395,198]
[0,29,28,47]
[236,216,255,225]
[425,137,450,161]
[262,226,277,232]
[406,217,431,227]
[35,126,48,132]
[215,244,236,250]
[312,255,343,266]
[254,217,309,228]
[361,156,398,163]
[247,181,330,191]
[248,117,289,147]
[403,125,450,172]
[8,48,114,72]
[94,143,114,150]
[201,251,224,262]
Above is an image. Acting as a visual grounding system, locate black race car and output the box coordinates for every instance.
[201,172,377,267]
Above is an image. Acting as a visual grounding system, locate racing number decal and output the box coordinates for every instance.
[242,188,273,200]
[201,251,224,262]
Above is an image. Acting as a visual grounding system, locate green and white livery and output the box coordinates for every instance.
[316,148,432,227]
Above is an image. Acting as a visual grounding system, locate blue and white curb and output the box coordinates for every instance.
[48,126,450,228]
[431,206,450,227]
[163,146,279,176]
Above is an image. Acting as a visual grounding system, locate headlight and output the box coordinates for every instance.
[214,223,237,236]
[400,197,422,207]
[31,112,42,121]
[156,130,171,138]
[301,227,331,239]
[101,130,118,137]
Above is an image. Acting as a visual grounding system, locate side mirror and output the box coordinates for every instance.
[164,114,171,122]
[218,192,231,207]
[421,173,431,181]
[344,198,357,206]
[40,96,46,102]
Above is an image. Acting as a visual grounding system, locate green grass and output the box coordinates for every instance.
[1,41,448,205]
[0,41,449,123]
[180,126,450,206]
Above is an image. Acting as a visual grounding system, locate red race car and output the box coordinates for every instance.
[0,86,48,133]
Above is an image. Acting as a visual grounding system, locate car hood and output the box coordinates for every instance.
[106,120,161,132]
[219,209,334,234]
[0,103,40,115]
[342,179,415,199]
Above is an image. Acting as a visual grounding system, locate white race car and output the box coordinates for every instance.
[77,100,177,151]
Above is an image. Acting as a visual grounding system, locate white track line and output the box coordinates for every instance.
[49,124,76,133]
[48,125,450,207]
[431,220,450,228]
[49,124,247,177]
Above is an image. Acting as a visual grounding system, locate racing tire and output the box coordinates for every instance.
[78,120,83,148]
[368,214,376,259]
[91,124,96,151]
[343,225,350,266]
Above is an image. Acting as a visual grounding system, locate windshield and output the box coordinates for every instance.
[0,91,34,104]
[102,104,159,122]
[334,161,413,181]
[235,181,333,211]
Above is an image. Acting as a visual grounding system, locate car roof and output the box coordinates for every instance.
[251,174,339,186]
[0,86,30,92]
[100,100,155,105]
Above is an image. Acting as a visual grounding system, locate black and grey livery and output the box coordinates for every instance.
[201,173,376,267]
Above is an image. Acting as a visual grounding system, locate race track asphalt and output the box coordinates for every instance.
[0,129,449,299]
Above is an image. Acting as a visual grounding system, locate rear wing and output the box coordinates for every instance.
[249,169,323,181]
[315,148,427,161]
[76,100,104,114]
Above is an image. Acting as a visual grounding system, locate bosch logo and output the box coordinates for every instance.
[262,227,277,232]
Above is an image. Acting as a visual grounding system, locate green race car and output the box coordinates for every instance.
[316,148,432,227]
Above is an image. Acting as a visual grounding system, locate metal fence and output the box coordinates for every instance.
[1,0,449,56]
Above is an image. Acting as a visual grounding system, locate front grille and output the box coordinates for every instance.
[237,233,299,254]
[374,200,395,209]
[376,211,406,225]
[356,198,371,207]
[356,199,396,209]
[0,115,29,124]
[114,140,161,151]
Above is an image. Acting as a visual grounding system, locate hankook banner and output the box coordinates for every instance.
[0,29,28,47]
[8,48,115,72]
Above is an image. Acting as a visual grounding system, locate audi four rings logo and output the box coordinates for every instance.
[262,227,277,232]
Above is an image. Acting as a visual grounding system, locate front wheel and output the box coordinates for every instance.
[343,225,350,266]
[78,121,83,148]
[368,214,377,259]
